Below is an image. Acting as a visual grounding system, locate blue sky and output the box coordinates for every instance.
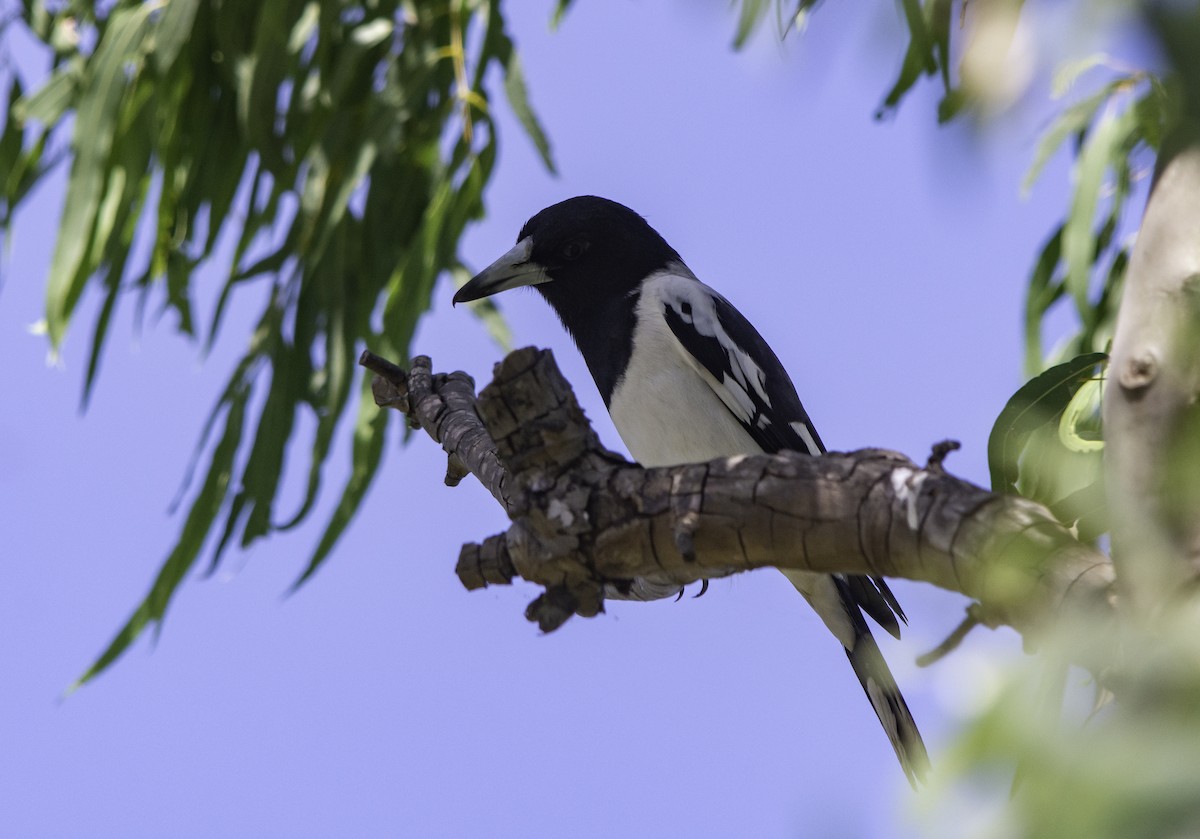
[2,2,1108,837]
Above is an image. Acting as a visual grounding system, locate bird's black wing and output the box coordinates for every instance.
[660,282,905,637]
[659,285,824,457]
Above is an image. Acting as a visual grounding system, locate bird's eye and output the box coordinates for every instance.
[562,240,589,261]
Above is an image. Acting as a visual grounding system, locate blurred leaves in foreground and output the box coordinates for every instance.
[987,352,1108,542]
[928,601,1200,839]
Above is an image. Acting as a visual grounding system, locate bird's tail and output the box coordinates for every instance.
[782,569,929,786]
[843,621,930,787]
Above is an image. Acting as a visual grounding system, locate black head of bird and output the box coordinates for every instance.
[452,195,683,325]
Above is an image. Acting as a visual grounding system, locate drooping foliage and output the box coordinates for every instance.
[1,0,547,683]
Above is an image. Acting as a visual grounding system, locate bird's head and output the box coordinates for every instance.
[452,196,682,319]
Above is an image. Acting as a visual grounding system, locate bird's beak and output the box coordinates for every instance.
[452,237,547,305]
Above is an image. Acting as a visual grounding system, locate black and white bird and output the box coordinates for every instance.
[453,195,929,785]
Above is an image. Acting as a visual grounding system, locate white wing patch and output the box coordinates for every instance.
[608,270,763,466]
[609,266,823,465]
[720,373,756,423]
[790,420,820,456]
[650,270,773,426]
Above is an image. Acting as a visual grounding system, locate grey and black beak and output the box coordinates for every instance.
[452,237,547,305]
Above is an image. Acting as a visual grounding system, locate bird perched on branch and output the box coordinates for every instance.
[453,195,928,785]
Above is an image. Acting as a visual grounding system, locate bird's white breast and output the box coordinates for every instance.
[608,272,761,467]
[607,271,857,650]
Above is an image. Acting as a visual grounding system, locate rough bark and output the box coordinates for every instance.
[1103,131,1200,611]
[361,348,1114,644]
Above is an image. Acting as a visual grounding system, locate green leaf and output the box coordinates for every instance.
[72,385,250,689]
[236,336,305,548]
[45,3,156,347]
[5,126,51,214]
[1058,374,1104,453]
[170,321,273,516]
[1022,83,1124,195]
[927,0,953,91]
[1062,102,1139,320]
[286,2,321,53]
[987,352,1107,494]
[732,0,771,49]
[150,0,202,72]
[877,0,937,118]
[1052,54,1112,98]
[277,227,358,533]
[501,50,556,174]
[1023,225,1065,376]
[350,16,394,49]
[81,80,157,404]
[207,491,250,576]
[1148,4,1200,125]
[81,273,122,409]
[11,0,538,689]
[1046,481,1108,542]
[238,0,306,174]
[550,0,574,30]
[0,78,25,204]
[290,375,388,589]
[14,55,84,126]
[1130,80,1172,152]
[207,173,284,350]
[476,3,554,174]
[298,130,379,270]
[1015,421,1104,522]
[163,250,197,337]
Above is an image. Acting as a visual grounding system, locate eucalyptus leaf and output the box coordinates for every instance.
[987,352,1107,495]
[1047,481,1108,542]
[733,0,771,48]
[877,0,937,118]
[1052,54,1113,98]
[1023,80,1130,196]
[0,78,25,202]
[290,376,388,589]
[501,50,556,174]
[1059,375,1104,453]
[1023,225,1065,376]
[550,0,574,30]
[150,0,202,72]
[45,3,155,347]
[72,386,250,691]
[1062,103,1139,320]
[14,56,83,126]
[39,0,546,686]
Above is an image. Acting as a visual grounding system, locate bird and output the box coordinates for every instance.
[453,195,929,785]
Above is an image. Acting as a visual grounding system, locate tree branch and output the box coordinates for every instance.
[362,351,514,514]
[361,348,1115,644]
[1103,128,1200,611]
